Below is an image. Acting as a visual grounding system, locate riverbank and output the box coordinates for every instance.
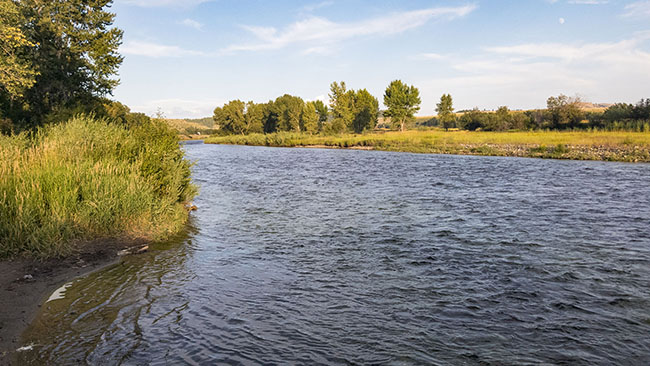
[0,238,150,364]
[204,130,650,162]
[0,116,197,259]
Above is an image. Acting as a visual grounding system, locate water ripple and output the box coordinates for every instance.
[17,144,650,365]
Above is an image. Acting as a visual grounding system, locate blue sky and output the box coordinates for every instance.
[111,0,650,118]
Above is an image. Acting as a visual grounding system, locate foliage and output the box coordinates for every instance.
[351,89,379,133]
[213,100,246,135]
[436,94,455,130]
[546,94,584,129]
[328,81,354,133]
[312,99,329,130]
[0,0,38,100]
[383,80,421,132]
[0,0,123,129]
[274,94,304,132]
[245,101,265,134]
[302,102,319,134]
[0,116,196,259]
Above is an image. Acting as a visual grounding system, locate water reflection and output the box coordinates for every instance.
[17,218,199,365]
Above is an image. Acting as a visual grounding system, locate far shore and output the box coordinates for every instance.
[204,130,650,163]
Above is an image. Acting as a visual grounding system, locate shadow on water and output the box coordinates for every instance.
[15,217,200,365]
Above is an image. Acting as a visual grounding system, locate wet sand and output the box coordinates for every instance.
[0,238,148,365]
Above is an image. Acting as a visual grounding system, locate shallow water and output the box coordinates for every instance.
[18,144,650,365]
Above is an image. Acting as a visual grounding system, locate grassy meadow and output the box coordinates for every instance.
[205,130,650,162]
[0,117,197,259]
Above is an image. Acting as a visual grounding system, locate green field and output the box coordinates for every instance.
[204,130,650,162]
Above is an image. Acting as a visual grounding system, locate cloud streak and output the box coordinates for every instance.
[120,41,205,58]
[224,4,477,53]
[179,18,203,30]
[622,1,650,18]
[117,0,214,7]
[422,32,650,110]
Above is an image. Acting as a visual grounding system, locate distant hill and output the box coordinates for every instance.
[164,118,216,137]
[183,117,214,128]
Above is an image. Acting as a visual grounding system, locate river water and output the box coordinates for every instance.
[17,143,650,365]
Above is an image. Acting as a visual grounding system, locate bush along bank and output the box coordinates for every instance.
[0,116,197,259]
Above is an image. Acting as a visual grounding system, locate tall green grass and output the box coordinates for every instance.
[0,116,197,259]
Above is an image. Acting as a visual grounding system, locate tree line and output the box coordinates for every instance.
[450,96,650,132]
[213,80,423,135]
[0,0,147,134]
[214,82,650,135]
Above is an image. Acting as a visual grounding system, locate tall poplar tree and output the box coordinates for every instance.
[436,94,455,130]
[383,80,421,132]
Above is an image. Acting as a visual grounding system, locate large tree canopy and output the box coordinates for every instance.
[383,80,421,132]
[0,0,123,129]
[329,81,354,133]
[0,0,38,100]
[352,89,378,133]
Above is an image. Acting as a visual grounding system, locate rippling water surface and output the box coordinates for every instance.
[18,143,650,365]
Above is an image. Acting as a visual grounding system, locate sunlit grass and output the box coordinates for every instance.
[0,116,197,259]
[205,130,650,162]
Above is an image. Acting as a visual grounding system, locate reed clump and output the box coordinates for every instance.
[0,116,197,259]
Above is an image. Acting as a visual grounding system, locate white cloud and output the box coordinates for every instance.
[419,33,650,110]
[117,0,214,7]
[301,1,334,13]
[567,0,608,4]
[224,4,477,53]
[179,18,203,30]
[548,0,608,4]
[622,1,650,17]
[420,52,446,60]
[306,95,327,103]
[120,41,205,58]
[131,99,220,118]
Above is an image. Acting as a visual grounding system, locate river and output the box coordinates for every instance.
[17,143,650,365]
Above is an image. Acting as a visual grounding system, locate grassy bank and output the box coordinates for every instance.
[0,116,197,259]
[204,130,650,162]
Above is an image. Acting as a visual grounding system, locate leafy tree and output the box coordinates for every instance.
[213,100,246,134]
[546,94,583,129]
[436,93,455,130]
[633,98,650,120]
[383,80,421,132]
[458,108,487,131]
[486,106,512,131]
[1,0,123,129]
[511,112,530,130]
[352,89,378,133]
[329,81,354,133]
[273,94,304,132]
[0,0,38,100]
[245,101,265,134]
[101,100,150,127]
[301,102,319,134]
[602,103,634,123]
[312,99,328,131]
[263,101,279,133]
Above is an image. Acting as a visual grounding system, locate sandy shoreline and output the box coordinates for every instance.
[0,238,148,365]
